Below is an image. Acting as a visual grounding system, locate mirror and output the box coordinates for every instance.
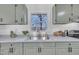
[0,4,28,25]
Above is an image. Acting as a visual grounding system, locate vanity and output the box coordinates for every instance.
[0,36,79,55]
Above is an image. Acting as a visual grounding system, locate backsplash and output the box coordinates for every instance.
[0,25,29,35]
[0,23,79,35]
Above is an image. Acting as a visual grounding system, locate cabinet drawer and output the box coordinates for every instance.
[56,48,79,55]
[70,43,79,48]
[24,42,40,47]
[56,42,79,48]
[1,43,22,48]
[1,46,22,55]
[56,42,69,48]
[24,47,38,55]
[0,43,22,55]
[40,42,55,47]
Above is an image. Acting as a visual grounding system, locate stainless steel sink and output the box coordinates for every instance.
[27,36,51,40]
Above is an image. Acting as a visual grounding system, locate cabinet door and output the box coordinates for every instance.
[73,4,79,22]
[56,42,70,55]
[15,4,27,25]
[69,42,79,55]
[0,43,22,55]
[40,47,55,55]
[56,42,79,55]
[11,43,22,55]
[0,4,15,24]
[40,42,55,55]
[24,43,40,55]
[24,47,38,55]
[55,4,71,24]
[69,48,79,55]
[56,48,69,55]
[0,43,10,55]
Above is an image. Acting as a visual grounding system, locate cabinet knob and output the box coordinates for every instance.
[69,43,71,45]
[10,44,13,46]
[15,4,18,7]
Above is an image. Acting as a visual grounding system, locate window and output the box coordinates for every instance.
[31,14,47,31]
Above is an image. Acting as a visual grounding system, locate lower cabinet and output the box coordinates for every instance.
[24,47,55,55]
[56,42,79,55]
[24,42,40,55]
[0,42,79,55]
[0,43,22,55]
[56,48,79,55]
[56,48,69,55]
[40,47,55,55]
[69,49,79,55]
[24,42,55,55]
[40,43,55,55]
[24,47,38,55]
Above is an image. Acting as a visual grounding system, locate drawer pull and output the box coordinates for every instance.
[38,48,41,53]
[0,18,3,22]
[9,48,14,53]
[68,47,72,53]
[10,44,13,46]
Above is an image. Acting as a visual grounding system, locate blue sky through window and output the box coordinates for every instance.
[32,14,47,30]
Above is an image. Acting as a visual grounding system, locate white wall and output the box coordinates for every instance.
[0,4,79,35]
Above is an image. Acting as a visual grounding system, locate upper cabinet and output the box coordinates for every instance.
[53,4,79,24]
[0,4,28,25]
[72,4,79,22]
[15,4,28,25]
[0,4,15,24]
[54,4,71,24]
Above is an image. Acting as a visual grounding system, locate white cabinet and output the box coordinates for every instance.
[56,42,79,55]
[24,42,79,55]
[24,42,55,55]
[56,48,69,55]
[1,42,79,55]
[72,4,79,22]
[15,4,27,25]
[54,4,71,24]
[54,4,79,24]
[24,47,38,55]
[0,4,27,25]
[0,4,15,24]
[24,42,40,55]
[69,49,79,55]
[40,42,55,55]
[56,42,69,55]
[40,47,55,55]
[0,43,22,55]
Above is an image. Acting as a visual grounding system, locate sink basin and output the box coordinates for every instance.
[26,36,52,40]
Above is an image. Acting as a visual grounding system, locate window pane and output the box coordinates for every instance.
[32,14,47,31]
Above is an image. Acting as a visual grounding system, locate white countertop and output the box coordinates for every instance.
[0,35,79,43]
